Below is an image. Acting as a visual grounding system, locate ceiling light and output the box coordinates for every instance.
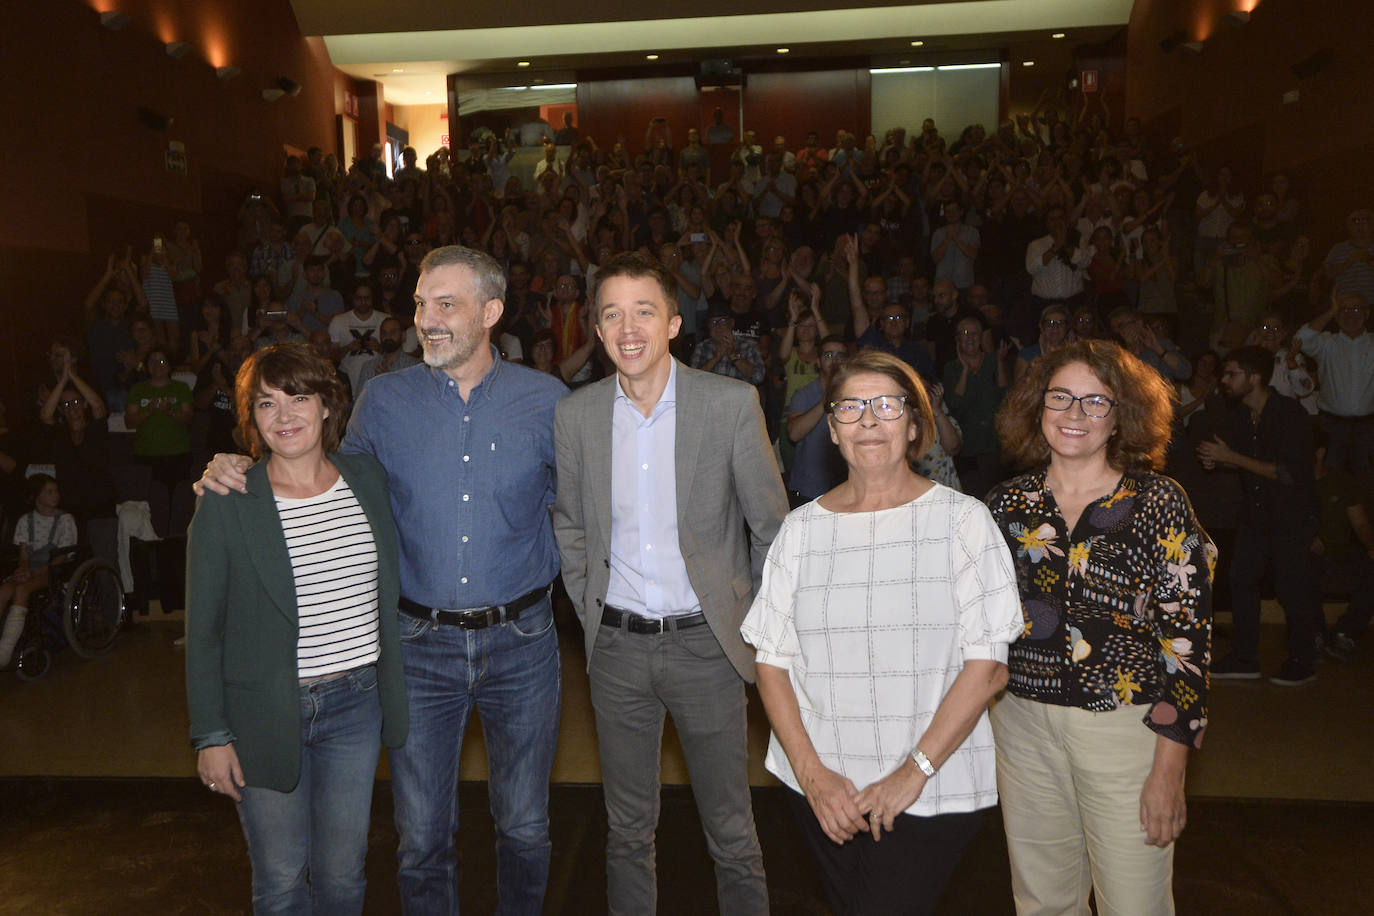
[910,40,924,47]
[531,83,577,90]
[1022,61,1035,67]
[165,41,193,60]
[870,67,934,74]
[392,68,404,73]
[425,91,433,96]
[646,54,659,60]
[776,48,790,54]
[100,10,131,30]
[215,66,241,81]
[936,63,1001,71]
[517,61,530,67]
[1051,32,1066,39]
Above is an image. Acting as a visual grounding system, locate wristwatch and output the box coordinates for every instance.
[910,749,937,778]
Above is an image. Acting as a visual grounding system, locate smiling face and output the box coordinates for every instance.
[596,274,681,385]
[253,385,328,461]
[827,371,918,472]
[414,263,501,374]
[1041,361,1117,464]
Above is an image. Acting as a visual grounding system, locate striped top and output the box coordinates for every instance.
[275,475,381,679]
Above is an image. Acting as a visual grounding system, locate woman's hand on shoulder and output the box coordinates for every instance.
[854,759,926,841]
[797,760,866,844]
[197,744,246,802]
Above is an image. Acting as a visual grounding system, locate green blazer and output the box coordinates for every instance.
[185,452,408,792]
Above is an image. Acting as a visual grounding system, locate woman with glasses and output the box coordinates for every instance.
[986,340,1214,915]
[743,350,1022,915]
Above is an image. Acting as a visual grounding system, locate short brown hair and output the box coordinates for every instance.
[824,350,936,462]
[594,251,678,317]
[995,340,1176,472]
[235,342,349,459]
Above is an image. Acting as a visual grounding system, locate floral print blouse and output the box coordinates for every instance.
[986,469,1215,748]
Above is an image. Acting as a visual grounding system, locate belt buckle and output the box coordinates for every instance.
[630,614,664,635]
[458,608,496,630]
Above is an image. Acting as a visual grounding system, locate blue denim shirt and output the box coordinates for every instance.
[342,348,567,608]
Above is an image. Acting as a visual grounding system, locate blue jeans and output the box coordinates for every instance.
[236,665,383,915]
[390,596,561,915]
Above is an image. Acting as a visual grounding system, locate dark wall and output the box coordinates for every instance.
[575,75,702,158]
[744,69,872,149]
[1126,0,1372,257]
[0,0,354,416]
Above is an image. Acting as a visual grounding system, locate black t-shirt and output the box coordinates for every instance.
[53,422,117,519]
[728,307,770,342]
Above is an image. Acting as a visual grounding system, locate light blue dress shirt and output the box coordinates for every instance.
[605,361,702,618]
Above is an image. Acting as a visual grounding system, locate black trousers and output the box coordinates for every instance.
[786,788,982,916]
[1230,520,1321,666]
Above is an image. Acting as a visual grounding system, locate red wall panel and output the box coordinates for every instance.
[743,69,871,151]
[575,76,701,159]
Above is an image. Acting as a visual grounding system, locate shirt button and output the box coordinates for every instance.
[448,380,455,387]
[641,463,649,470]
[463,415,470,422]
[461,577,468,584]
[462,455,470,462]
[462,494,470,502]
[462,535,469,543]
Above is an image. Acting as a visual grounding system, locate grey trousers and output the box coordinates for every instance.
[588,619,769,915]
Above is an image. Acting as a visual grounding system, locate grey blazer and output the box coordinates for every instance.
[553,361,788,681]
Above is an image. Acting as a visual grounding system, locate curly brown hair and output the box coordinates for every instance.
[995,339,1176,472]
[235,343,349,459]
[824,350,937,462]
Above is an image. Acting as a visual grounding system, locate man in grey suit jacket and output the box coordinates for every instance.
[554,251,788,914]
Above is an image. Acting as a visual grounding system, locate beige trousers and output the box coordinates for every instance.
[991,692,1175,916]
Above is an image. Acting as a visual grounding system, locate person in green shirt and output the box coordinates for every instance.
[125,346,193,536]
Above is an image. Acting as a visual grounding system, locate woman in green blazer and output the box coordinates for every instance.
[186,342,407,915]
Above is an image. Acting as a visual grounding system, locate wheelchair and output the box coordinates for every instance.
[10,547,127,682]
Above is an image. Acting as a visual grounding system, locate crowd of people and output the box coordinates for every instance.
[3,95,1372,914]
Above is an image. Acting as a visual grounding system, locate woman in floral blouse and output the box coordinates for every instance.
[986,339,1214,916]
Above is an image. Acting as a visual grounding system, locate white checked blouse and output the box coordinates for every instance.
[741,485,1023,817]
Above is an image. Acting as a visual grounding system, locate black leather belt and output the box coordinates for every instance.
[398,584,550,630]
[602,605,709,635]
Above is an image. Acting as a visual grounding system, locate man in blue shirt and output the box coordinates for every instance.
[198,246,567,915]
[553,252,788,915]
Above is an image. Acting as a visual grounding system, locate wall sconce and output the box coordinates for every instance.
[275,77,302,97]
[262,88,286,102]
[1180,41,1204,54]
[1226,10,1251,25]
[137,106,173,131]
[165,41,193,60]
[216,66,242,81]
[100,10,132,30]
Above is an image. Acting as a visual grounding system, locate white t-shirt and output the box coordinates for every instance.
[741,486,1022,817]
[329,310,388,391]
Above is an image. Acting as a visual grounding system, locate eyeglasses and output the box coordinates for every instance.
[1042,318,1066,328]
[957,328,982,337]
[709,317,733,327]
[830,395,907,423]
[1043,388,1116,418]
[406,239,426,246]
[148,357,169,366]
[1259,324,1284,332]
[880,314,908,323]
[60,398,83,409]
[820,351,848,361]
